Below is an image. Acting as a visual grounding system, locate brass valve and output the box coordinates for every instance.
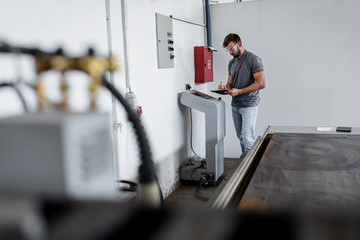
[34,53,119,111]
[36,55,119,80]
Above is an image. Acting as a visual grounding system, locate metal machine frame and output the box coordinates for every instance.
[180,89,225,183]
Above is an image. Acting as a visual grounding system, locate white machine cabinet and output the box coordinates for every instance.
[180,90,225,183]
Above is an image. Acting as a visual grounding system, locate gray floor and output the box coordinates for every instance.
[164,157,244,208]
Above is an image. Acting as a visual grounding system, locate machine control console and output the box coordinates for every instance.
[180,90,225,183]
[191,90,215,100]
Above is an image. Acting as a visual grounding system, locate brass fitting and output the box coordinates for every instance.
[34,54,119,111]
[35,82,48,111]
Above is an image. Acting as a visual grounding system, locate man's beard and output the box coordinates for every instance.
[232,49,241,58]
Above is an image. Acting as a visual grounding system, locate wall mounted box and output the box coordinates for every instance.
[194,46,213,83]
[156,13,174,68]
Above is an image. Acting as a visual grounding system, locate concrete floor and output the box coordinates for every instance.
[164,157,244,209]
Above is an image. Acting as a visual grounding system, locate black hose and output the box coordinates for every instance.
[0,41,61,57]
[0,82,29,112]
[102,76,164,207]
[101,75,156,184]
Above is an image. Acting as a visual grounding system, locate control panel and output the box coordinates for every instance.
[156,13,174,68]
[191,90,216,100]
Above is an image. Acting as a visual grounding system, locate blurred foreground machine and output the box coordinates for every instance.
[0,112,117,200]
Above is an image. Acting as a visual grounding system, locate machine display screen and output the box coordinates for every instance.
[192,91,215,100]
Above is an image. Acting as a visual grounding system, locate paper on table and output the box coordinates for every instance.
[316,127,336,132]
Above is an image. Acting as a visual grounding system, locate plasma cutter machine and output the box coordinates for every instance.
[180,89,225,183]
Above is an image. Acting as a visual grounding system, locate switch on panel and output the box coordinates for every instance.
[156,13,174,68]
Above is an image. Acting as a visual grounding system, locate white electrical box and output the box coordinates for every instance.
[0,112,117,200]
[155,13,174,68]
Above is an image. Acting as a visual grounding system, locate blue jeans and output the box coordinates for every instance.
[232,106,258,154]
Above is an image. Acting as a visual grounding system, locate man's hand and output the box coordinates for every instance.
[227,88,242,97]
[218,81,226,90]
[218,84,226,90]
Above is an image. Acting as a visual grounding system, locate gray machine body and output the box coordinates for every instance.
[0,112,117,200]
[180,90,225,182]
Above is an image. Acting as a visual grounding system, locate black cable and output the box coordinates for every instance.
[102,76,154,183]
[0,82,28,112]
[0,41,62,57]
[102,75,164,206]
[189,108,199,157]
[195,176,210,202]
[185,84,199,157]
[186,89,209,200]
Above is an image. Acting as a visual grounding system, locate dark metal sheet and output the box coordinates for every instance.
[239,133,360,211]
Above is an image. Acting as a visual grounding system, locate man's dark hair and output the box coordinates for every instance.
[223,33,242,48]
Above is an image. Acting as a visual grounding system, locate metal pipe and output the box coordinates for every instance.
[105,0,121,184]
[205,0,212,46]
[121,0,131,89]
[203,0,208,46]
[169,15,206,27]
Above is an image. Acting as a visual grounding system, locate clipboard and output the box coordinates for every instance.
[211,89,229,95]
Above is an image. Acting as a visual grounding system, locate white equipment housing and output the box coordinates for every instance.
[180,90,225,183]
[0,112,117,200]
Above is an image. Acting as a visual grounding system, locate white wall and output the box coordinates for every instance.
[0,0,208,198]
[209,0,360,157]
[0,0,111,116]
[120,0,207,197]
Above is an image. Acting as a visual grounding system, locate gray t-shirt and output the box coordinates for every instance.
[228,50,264,108]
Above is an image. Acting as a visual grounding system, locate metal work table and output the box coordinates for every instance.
[211,126,360,211]
[265,125,360,135]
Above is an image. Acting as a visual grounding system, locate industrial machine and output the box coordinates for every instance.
[0,112,117,200]
[180,89,225,183]
[0,42,162,206]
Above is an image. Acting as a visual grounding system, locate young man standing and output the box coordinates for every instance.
[219,33,266,155]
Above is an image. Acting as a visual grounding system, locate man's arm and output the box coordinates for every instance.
[227,70,266,97]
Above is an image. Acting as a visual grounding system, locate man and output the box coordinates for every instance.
[219,33,266,155]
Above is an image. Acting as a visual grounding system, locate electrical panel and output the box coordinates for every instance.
[155,13,174,68]
[194,46,213,83]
